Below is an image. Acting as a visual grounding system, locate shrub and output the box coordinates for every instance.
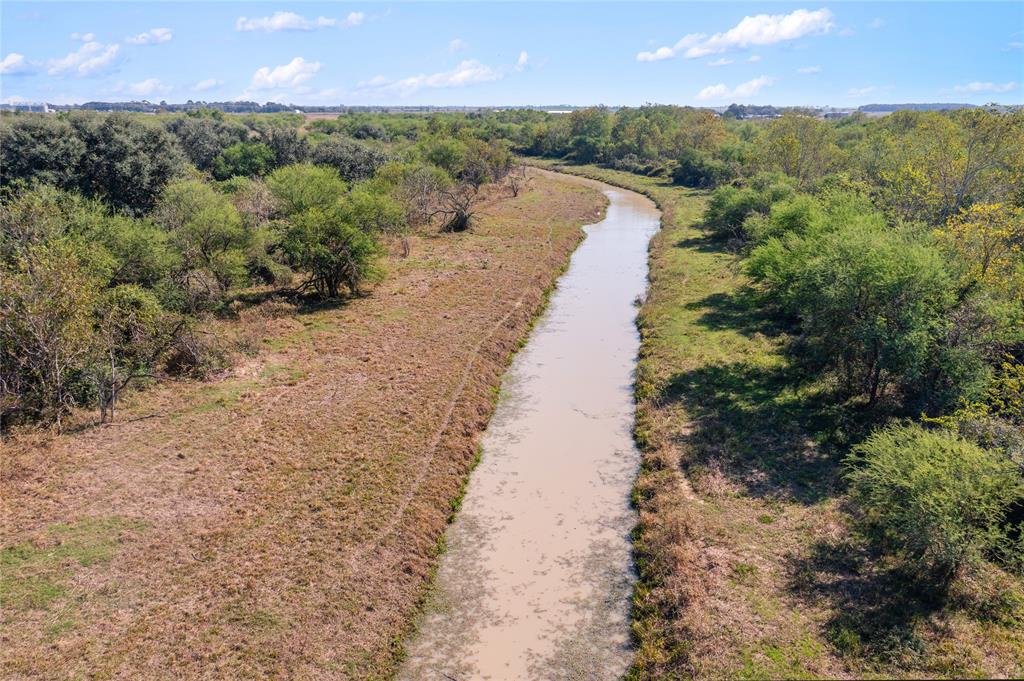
[212,142,276,180]
[845,423,1024,583]
[702,173,795,241]
[309,137,389,182]
[280,206,380,298]
[672,147,732,189]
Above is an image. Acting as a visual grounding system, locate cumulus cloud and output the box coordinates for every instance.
[798,65,822,73]
[70,32,95,42]
[249,57,322,90]
[126,27,172,45]
[449,38,468,53]
[953,81,1019,93]
[193,78,223,91]
[516,51,529,71]
[708,58,734,66]
[748,54,762,62]
[127,78,171,97]
[696,75,775,101]
[48,41,120,76]
[236,11,362,32]
[0,53,30,75]
[357,59,503,97]
[638,8,833,62]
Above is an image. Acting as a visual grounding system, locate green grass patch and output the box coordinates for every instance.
[1,517,144,611]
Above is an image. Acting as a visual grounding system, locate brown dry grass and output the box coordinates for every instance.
[0,171,607,679]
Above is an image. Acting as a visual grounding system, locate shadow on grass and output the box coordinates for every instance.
[661,286,886,505]
[684,289,789,339]
[788,536,946,664]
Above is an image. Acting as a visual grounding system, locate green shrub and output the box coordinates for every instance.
[672,147,732,189]
[702,173,795,241]
[212,142,276,180]
[845,423,1024,582]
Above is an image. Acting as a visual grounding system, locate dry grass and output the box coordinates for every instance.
[531,160,1024,680]
[0,171,607,679]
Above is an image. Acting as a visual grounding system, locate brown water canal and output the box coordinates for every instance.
[400,171,661,680]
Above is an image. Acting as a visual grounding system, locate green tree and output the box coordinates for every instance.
[0,116,86,189]
[211,142,276,180]
[281,206,380,298]
[69,112,185,215]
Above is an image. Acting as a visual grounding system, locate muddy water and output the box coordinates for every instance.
[400,171,660,681]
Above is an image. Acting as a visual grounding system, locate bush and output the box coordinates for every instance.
[845,423,1024,582]
[280,206,380,298]
[671,148,732,189]
[309,137,389,182]
[212,142,276,180]
[702,173,795,240]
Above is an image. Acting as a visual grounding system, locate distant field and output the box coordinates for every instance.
[529,160,1024,680]
[0,172,606,678]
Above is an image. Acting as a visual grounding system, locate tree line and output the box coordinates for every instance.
[1,109,514,430]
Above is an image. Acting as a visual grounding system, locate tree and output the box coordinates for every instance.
[1,241,100,430]
[309,137,389,182]
[264,125,309,167]
[155,179,250,294]
[69,112,185,215]
[762,113,841,188]
[935,202,1024,294]
[90,285,182,422]
[568,107,611,163]
[280,206,380,298]
[165,115,248,171]
[0,116,85,189]
[747,214,989,409]
[267,164,347,215]
[211,142,276,180]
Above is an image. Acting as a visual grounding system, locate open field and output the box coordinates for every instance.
[530,160,1024,680]
[0,171,607,679]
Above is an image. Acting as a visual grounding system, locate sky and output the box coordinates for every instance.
[1,1,1022,107]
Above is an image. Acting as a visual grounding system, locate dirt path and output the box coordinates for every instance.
[400,172,661,680]
[0,172,606,679]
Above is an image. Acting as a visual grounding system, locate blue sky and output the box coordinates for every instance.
[1,2,1022,106]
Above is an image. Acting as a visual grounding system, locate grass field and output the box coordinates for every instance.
[530,160,1024,680]
[0,172,607,679]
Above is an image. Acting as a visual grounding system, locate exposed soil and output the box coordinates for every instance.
[0,171,607,679]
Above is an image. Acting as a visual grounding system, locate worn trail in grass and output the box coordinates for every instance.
[0,172,607,679]
[400,171,660,680]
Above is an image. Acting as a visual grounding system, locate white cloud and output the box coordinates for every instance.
[249,57,321,91]
[516,51,529,71]
[127,78,171,97]
[125,27,172,45]
[2,95,32,105]
[357,59,503,97]
[193,78,223,92]
[953,81,1019,94]
[748,54,762,62]
[47,41,120,76]
[868,18,885,29]
[0,53,30,75]
[847,86,877,98]
[1010,42,1024,50]
[449,38,468,53]
[708,58,734,66]
[638,8,832,62]
[70,32,95,42]
[236,11,362,32]
[696,84,730,100]
[798,65,822,73]
[696,75,775,101]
